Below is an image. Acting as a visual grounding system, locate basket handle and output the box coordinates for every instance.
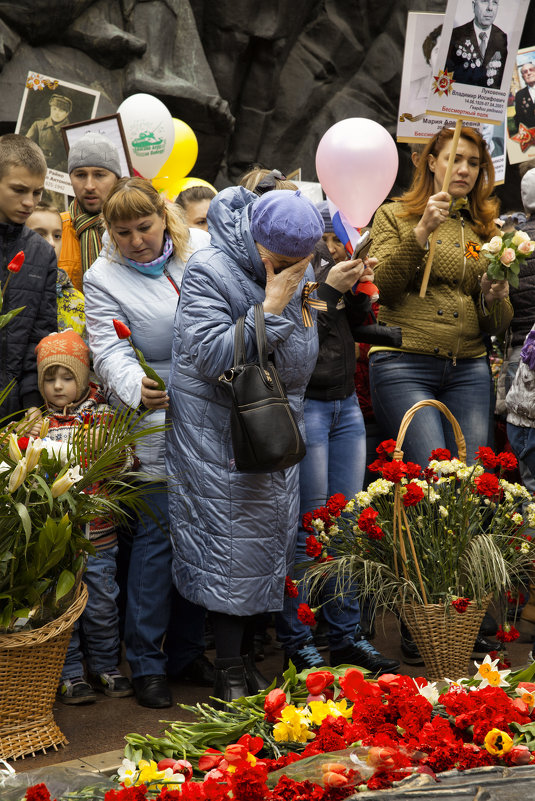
[393,400,467,464]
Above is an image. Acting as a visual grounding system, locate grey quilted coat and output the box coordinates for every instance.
[166,186,319,615]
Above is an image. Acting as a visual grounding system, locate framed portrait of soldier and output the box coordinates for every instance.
[62,114,133,178]
[15,71,100,195]
[425,0,530,125]
[506,46,535,165]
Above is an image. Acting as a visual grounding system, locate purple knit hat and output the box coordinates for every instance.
[250,190,324,257]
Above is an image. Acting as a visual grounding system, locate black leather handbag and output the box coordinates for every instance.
[218,303,306,473]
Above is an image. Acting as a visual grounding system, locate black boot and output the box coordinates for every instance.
[212,657,249,708]
[242,653,271,695]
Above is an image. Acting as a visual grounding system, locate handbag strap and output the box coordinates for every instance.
[233,315,246,369]
[253,303,269,372]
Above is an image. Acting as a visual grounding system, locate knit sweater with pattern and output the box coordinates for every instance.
[45,383,123,548]
[370,201,512,361]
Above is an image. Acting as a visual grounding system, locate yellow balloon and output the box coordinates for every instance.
[173,176,217,195]
[154,118,198,184]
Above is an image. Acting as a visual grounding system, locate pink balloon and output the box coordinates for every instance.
[315,118,399,228]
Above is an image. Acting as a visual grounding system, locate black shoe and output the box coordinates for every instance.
[212,657,250,707]
[331,640,400,675]
[472,635,500,659]
[242,653,271,694]
[176,654,215,686]
[283,642,326,672]
[479,611,498,637]
[400,634,425,665]
[132,675,172,708]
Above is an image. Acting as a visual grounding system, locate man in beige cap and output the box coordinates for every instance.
[59,132,122,291]
[26,94,72,172]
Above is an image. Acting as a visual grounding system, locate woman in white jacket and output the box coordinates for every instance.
[84,177,210,709]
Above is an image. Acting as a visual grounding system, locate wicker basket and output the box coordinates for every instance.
[0,582,88,760]
[393,400,489,681]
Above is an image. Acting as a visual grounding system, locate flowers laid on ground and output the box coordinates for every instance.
[480,229,535,288]
[0,401,158,632]
[21,660,535,800]
[302,443,535,614]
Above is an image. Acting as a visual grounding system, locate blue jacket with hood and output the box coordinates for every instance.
[166,186,319,615]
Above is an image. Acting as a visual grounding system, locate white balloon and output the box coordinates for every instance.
[118,94,175,179]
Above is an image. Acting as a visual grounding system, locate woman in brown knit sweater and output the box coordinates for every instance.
[368,126,512,466]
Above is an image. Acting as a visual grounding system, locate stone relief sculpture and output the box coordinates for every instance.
[0,0,534,199]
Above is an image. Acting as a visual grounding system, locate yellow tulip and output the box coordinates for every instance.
[484,728,513,756]
[8,458,27,493]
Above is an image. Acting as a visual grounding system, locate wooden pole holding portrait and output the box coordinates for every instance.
[419,118,463,298]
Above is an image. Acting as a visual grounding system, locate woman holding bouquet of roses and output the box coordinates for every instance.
[369,125,512,468]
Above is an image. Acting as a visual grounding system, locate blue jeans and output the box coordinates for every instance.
[63,545,120,679]
[276,394,366,652]
[124,483,205,678]
[507,423,535,485]
[369,351,491,466]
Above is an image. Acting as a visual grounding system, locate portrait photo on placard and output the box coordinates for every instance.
[506,46,535,165]
[426,0,529,125]
[397,12,446,142]
[15,71,100,196]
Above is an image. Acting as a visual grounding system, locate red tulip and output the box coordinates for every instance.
[173,759,193,779]
[224,743,248,764]
[157,758,178,771]
[306,670,335,696]
[508,745,532,765]
[198,748,224,771]
[264,687,287,721]
[323,771,348,787]
[113,318,132,339]
[7,251,24,272]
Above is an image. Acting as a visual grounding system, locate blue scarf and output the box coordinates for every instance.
[123,233,173,277]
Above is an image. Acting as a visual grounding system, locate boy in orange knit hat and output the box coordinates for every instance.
[36,328,133,704]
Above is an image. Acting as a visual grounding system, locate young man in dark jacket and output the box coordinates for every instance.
[0,134,57,424]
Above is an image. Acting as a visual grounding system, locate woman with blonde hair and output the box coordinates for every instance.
[84,177,211,709]
[369,125,512,468]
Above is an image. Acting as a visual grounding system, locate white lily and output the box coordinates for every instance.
[414,679,439,705]
[25,437,45,472]
[8,433,22,462]
[51,465,83,498]
[7,457,27,493]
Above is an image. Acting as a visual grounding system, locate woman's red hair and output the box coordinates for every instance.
[396,126,499,239]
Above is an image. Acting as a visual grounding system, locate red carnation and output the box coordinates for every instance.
[113,318,132,339]
[302,511,314,532]
[264,688,287,722]
[496,451,518,472]
[311,506,332,526]
[25,786,53,801]
[376,439,397,457]
[405,461,422,479]
[326,492,347,516]
[429,448,451,461]
[496,624,520,643]
[474,472,500,497]
[402,482,424,507]
[357,507,379,532]
[451,597,470,613]
[305,535,322,558]
[368,458,386,472]
[7,250,24,272]
[297,602,316,626]
[284,575,298,598]
[475,446,498,469]
[381,460,406,483]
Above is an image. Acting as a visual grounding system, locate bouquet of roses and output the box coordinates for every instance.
[480,229,535,288]
[302,442,535,612]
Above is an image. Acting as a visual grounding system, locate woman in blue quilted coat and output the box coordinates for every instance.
[166,187,324,703]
